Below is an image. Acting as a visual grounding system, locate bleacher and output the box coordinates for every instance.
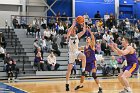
[0,17,140,80]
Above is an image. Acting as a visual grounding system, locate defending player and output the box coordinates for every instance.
[109,37,139,93]
[75,27,102,93]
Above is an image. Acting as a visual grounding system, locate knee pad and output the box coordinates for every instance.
[92,72,97,79]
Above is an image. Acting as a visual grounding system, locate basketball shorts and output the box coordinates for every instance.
[123,63,139,75]
[85,61,96,72]
[68,51,81,64]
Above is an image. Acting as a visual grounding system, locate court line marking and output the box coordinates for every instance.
[5,83,29,93]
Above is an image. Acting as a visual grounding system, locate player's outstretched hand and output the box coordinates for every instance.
[72,19,76,26]
[113,43,118,49]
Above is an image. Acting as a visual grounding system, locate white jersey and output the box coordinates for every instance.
[68,35,79,53]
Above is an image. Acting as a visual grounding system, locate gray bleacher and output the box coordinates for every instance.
[2,28,138,80]
[13,29,81,78]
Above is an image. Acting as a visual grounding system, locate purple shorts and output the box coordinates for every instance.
[85,63,95,72]
[123,63,139,75]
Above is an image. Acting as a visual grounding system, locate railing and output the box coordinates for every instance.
[14,38,18,55]
[10,15,139,27]
[22,56,25,74]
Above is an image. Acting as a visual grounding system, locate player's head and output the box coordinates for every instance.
[122,37,130,46]
[86,36,91,43]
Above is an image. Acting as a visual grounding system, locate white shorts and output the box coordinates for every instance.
[68,51,81,64]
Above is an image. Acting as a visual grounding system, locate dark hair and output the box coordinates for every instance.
[122,37,131,44]
[34,39,38,42]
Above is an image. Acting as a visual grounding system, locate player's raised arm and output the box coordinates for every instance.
[108,43,121,56]
[87,27,95,46]
[77,19,86,39]
[114,44,131,55]
[66,19,76,38]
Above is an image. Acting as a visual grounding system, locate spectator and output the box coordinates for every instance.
[64,23,70,33]
[58,22,64,35]
[4,53,14,71]
[40,37,46,52]
[118,20,126,32]
[109,32,114,41]
[65,17,71,26]
[51,28,57,40]
[116,37,122,49]
[113,32,119,43]
[43,27,52,41]
[54,22,59,34]
[100,58,110,76]
[1,34,7,48]
[96,19,103,31]
[40,17,46,29]
[88,18,93,27]
[83,12,89,24]
[6,60,19,81]
[40,37,51,53]
[34,50,45,71]
[12,16,20,28]
[106,15,116,29]
[104,43,111,56]
[33,40,43,57]
[52,41,61,56]
[32,17,39,27]
[111,25,118,33]
[60,34,68,48]
[0,45,5,60]
[6,61,15,82]
[35,25,41,39]
[104,12,110,22]
[137,20,140,31]
[95,31,102,40]
[95,40,104,55]
[125,18,130,30]
[91,24,98,33]
[104,27,110,33]
[56,11,61,22]
[47,51,60,71]
[48,16,56,29]
[103,32,110,42]
[4,53,13,64]
[94,11,101,20]
[110,56,120,76]
[101,40,111,56]
[26,24,35,37]
[20,17,27,29]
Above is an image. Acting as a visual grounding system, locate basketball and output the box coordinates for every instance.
[76,16,84,24]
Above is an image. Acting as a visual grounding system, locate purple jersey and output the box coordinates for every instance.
[123,51,139,74]
[84,46,96,63]
[125,52,138,65]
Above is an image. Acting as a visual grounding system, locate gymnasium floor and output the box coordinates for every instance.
[0,78,140,93]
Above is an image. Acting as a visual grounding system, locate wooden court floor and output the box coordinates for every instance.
[7,78,140,93]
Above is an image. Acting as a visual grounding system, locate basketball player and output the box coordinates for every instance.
[65,19,86,91]
[109,37,139,93]
[75,27,102,93]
